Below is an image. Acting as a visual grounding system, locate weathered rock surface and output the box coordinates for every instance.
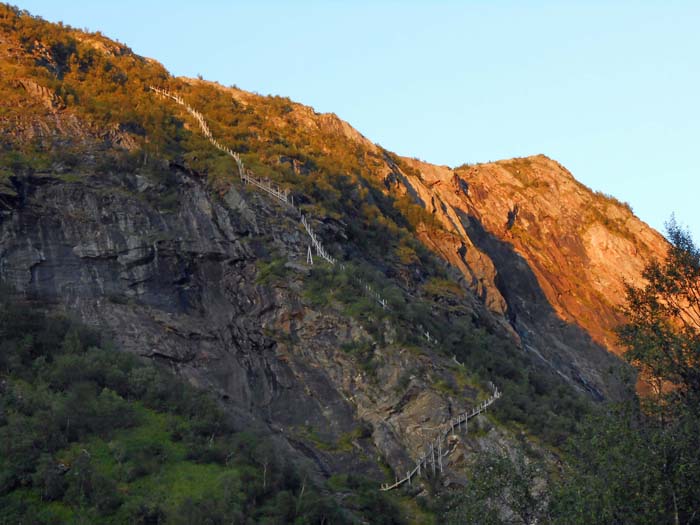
[0,10,672,491]
[0,168,508,482]
[378,154,668,399]
[214,78,668,399]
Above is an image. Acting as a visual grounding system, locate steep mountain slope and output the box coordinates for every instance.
[1,292,399,524]
[171,78,666,399]
[385,155,668,396]
[0,4,667,510]
[402,155,667,351]
[183,79,668,399]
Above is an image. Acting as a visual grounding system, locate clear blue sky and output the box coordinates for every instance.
[17,1,700,237]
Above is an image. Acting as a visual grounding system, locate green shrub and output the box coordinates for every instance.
[256,256,288,285]
[0,285,397,523]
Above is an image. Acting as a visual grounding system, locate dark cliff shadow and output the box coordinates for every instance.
[455,209,633,401]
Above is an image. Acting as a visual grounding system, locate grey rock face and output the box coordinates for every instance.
[1,168,479,481]
[2,165,596,493]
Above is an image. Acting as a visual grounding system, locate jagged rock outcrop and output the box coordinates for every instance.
[453,155,666,349]
[0,167,512,483]
[368,154,666,398]
[207,78,668,399]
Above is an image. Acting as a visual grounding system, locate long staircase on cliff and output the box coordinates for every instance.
[148,86,502,491]
[381,382,500,491]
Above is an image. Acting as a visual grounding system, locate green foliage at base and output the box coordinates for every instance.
[545,220,700,523]
[441,451,548,525]
[439,401,700,525]
[0,288,404,524]
[548,403,700,524]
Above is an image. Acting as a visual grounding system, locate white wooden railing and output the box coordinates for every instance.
[150,86,294,207]
[152,85,392,309]
[301,213,336,266]
[149,87,502,490]
[380,382,501,491]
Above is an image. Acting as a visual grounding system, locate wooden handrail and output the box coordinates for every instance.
[380,384,501,492]
[149,87,502,492]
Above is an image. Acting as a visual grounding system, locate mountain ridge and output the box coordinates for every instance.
[183,78,668,372]
[0,5,669,518]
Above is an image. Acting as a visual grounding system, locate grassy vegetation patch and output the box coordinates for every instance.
[0,286,404,524]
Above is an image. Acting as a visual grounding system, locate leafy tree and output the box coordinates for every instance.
[548,219,700,524]
[618,217,700,403]
[440,220,700,524]
[443,451,549,525]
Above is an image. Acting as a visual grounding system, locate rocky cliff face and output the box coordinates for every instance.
[212,82,669,390]
[384,155,667,396]
[0,166,525,484]
[0,5,669,489]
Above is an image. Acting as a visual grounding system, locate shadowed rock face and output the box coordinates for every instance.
[456,156,667,350]
[189,85,668,373]
[0,168,521,481]
[458,212,624,400]
[383,154,668,396]
[0,170,366,473]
